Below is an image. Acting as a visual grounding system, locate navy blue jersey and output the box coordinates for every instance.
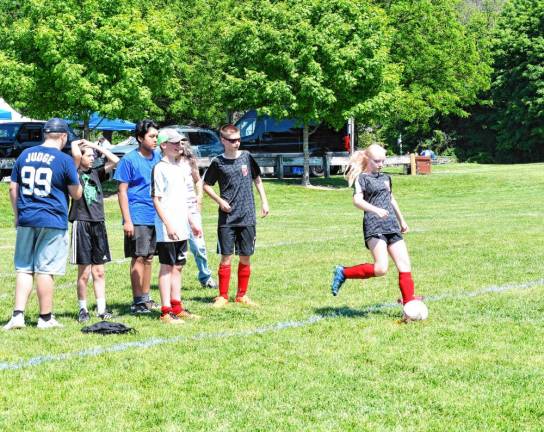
[11,145,80,229]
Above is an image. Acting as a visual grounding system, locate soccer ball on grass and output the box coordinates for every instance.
[403,299,429,321]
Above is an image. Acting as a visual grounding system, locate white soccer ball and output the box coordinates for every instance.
[403,300,429,321]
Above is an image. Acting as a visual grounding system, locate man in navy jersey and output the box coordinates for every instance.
[3,118,82,330]
[203,124,269,308]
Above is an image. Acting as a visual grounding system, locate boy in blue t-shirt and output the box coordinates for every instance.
[3,118,82,330]
[113,119,161,314]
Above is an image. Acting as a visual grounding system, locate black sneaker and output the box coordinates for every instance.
[130,303,152,314]
[97,311,113,320]
[143,299,160,310]
[78,308,91,323]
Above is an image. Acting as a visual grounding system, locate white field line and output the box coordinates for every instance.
[1,278,543,372]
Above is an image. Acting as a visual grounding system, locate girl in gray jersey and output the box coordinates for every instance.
[331,144,423,308]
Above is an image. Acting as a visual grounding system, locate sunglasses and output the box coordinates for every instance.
[222,136,240,143]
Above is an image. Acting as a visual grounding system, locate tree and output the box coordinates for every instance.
[376,0,492,151]
[488,0,544,161]
[0,0,185,136]
[219,0,396,185]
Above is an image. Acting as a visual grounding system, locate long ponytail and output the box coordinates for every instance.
[345,144,386,186]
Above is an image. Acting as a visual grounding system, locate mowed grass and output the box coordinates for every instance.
[0,163,543,431]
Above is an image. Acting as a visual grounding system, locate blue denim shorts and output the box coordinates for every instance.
[14,227,69,275]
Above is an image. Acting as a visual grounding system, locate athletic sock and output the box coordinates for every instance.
[171,299,183,315]
[39,313,52,322]
[343,263,375,279]
[12,310,24,317]
[218,264,231,299]
[96,298,106,315]
[399,272,415,304]
[133,295,145,305]
[78,300,87,311]
[236,263,251,299]
[161,306,172,317]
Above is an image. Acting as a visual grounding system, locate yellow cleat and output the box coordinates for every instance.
[235,296,260,307]
[212,296,229,308]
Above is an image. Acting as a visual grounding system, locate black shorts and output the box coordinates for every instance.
[157,241,188,266]
[364,232,403,249]
[71,220,111,265]
[217,225,256,256]
[124,225,157,258]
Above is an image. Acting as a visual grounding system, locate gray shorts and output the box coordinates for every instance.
[124,225,157,258]
[14,226,69,275]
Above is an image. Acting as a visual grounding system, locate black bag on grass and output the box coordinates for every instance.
[81,321,135,335]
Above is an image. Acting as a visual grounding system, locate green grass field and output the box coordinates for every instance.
[1,163,543,431]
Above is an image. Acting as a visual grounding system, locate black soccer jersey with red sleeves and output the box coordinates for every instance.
[354,172,400,238]
[203,151,261,227]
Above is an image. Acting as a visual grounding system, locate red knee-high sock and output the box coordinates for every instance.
[218,264,231,299]
[236,263,251,299]
[171,299,183,315]
[343,263,375,279]
[399,272,415,304]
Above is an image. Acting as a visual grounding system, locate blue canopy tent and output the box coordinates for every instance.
[0,108,12,120]
[69,112,136,131]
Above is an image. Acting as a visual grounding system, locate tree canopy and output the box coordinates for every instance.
[0,0,184,129]
[1,0,539,163]
[489,0,544,161]
[220,0,396,183]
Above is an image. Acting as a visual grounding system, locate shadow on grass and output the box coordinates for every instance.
[315,304,399,319]
[191,295,216,304]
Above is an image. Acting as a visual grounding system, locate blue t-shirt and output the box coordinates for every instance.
[11,145,80,230]
[113,148,161,225]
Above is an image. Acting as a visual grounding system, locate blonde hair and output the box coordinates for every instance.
[345,144,386,186]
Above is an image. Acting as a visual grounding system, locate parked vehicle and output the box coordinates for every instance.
[0,121,79,178]
[235,110,354,176]
[111,126,222,160]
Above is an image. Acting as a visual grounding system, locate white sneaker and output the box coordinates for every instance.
[3,314,26,330]
[37,316,63,329]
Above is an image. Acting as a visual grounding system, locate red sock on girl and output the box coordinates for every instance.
[399,272,415,304]
[343,263,375,279]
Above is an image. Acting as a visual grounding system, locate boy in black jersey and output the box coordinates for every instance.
[203,124,269,308]
[69,141,119,322]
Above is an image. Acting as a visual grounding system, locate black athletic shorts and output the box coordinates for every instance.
[364,232,403,249]
[217,225,256,256]
[124,225,157,258]
[71,220,111,265]
[157,241,188,266]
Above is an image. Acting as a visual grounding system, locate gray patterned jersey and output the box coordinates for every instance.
[203,151,261,227]
[354,172,400,238]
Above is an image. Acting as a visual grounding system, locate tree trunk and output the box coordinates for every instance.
[302,123,310,186]
[83,118,90,140]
